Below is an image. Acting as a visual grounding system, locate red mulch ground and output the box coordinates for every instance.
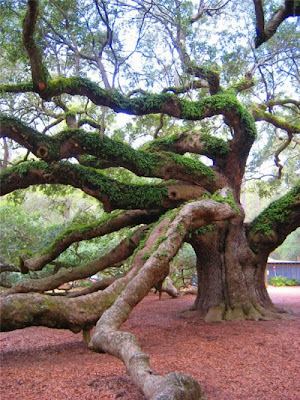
[1,287,300,400]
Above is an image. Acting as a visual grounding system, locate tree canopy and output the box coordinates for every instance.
[0,1,299,399]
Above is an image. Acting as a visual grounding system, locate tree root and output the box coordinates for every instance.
[204,303,225,323]
[202,303,296,323]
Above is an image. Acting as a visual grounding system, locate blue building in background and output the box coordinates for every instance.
[266,259,300,283]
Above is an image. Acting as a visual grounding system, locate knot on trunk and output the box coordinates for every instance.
[36,145,49,159]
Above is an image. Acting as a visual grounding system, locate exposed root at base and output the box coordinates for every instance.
[179,303,297,323]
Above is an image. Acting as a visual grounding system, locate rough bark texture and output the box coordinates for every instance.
[1,199,236,399]
[190,215,296,322]
[0,160,209,212]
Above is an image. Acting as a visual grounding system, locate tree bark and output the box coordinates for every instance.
[190,217,293,322]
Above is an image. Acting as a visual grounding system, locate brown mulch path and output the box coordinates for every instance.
[1,287,300,400]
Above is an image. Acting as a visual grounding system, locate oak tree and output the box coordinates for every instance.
[1,1,299,398]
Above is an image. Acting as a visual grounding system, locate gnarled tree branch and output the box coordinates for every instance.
[0,114,223,191]
[90,197,237,399]
[144,130,230,162]
[251,107,300,134]
[20,209,160,271]
[6,227,145,295]
[0,161,208,211]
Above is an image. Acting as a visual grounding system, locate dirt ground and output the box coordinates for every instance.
[1,286,300,400]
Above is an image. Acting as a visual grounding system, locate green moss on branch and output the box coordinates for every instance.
[201,134,230,157]
[58,129,161,175]
[58,162,169,209]
[251,107,300,133]
[193,222,217,235]
[180,93,237,119]
[0,160,51,184]
[180,92,256,138]
[0,114,61,160]
[47,77,176,114]
[0,82,34,93]
[165,152,216,181]
[212,190,240,214]
[251,184,300,235]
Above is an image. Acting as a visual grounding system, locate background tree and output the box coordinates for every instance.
[1,1,299,398]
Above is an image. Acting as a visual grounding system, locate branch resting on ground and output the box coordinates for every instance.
[1,197,237,399]
[89,197,237,399]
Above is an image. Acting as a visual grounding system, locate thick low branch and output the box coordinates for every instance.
[0,161,208,211]
[0,216,169,332]
[0,262,20,274]
[21,209,160,271]
[247,184,300,255]
[90,197,237,399]
[6,228,145,295]
[0,278,13,288]
[66,277,116,297]
[0,197,237,397]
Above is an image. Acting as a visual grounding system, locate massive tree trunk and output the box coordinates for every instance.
[190,216,291,322]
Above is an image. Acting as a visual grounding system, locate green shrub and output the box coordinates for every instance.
[286,279,300,286]
[269,276,299,286]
